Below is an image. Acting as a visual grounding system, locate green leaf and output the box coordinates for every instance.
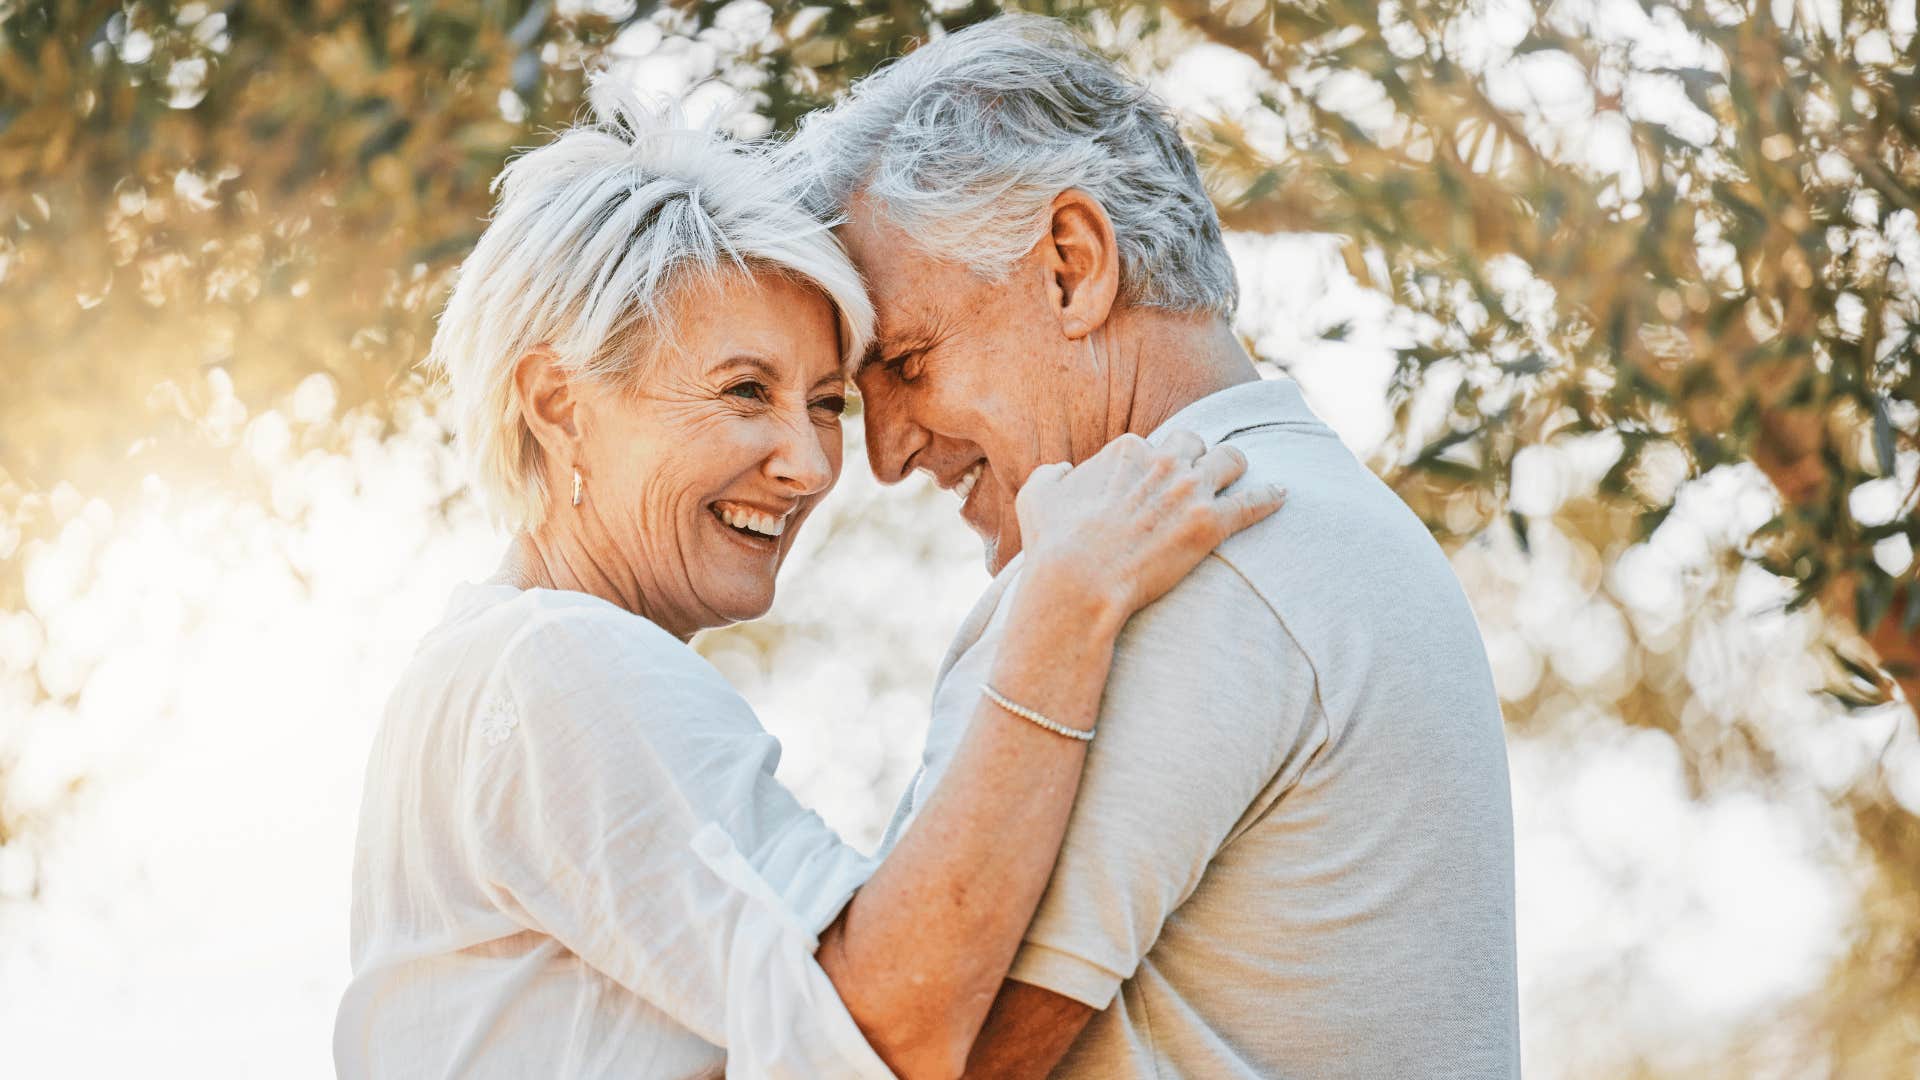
[1417,458,1483,485]
[1831,644,1889,693]
[1599,433,1647,496]
[1858,571,1895,635]
[1787,562,1828,612]
[1636,500,1675,540]
[1497,353,1550,376]
[1510,33,1564,56]
[1871,394,1896,476]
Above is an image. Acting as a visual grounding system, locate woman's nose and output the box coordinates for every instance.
[767,412,834,495]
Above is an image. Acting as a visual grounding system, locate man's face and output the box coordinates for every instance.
[841,197,1103,572]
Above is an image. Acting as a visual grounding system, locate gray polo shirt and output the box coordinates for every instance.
[880,377,1519,1078]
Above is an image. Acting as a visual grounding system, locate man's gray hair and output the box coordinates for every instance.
[429,75,874,531]
[782,13,1237,319]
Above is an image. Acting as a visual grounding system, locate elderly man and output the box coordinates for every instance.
[784,14,1519,1079]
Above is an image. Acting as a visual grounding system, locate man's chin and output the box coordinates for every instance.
[979,530,1022,576]
[962,483,1021,574]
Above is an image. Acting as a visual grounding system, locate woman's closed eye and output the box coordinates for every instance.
[810,394,847,418]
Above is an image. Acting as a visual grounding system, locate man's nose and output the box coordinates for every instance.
[859,383,922,485]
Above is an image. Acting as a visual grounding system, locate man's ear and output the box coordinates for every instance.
[512,345,583,469]
[1041,190,1120,341]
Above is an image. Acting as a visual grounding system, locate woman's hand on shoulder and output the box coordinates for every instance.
[1014,430,1285,631]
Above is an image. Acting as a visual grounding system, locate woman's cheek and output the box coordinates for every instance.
[820,425,846,487]
[630,459,701,545]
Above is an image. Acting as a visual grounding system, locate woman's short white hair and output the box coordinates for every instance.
[430,75,874,532]
[781,13,1237,319]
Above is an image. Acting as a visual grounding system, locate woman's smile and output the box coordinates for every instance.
[712,499,793,539]
[709,497,800,560]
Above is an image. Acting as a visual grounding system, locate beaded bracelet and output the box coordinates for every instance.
[982,684,1096,742]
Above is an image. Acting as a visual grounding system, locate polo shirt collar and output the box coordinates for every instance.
[1147,376,1321,446]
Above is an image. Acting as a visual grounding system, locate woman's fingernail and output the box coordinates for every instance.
[1270,485,1288,501]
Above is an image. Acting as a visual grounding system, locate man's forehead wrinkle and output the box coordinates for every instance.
[873,302,933,352]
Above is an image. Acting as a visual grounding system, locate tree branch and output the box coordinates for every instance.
[1159,0,1275,69]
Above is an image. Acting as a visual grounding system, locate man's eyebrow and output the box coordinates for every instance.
[858,318,931,372]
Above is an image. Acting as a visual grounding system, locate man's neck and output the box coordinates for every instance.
[1097,307,1261,446]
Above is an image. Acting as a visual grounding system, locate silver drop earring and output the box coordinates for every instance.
[571,468,583,507]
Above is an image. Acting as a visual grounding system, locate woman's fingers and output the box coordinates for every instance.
[1014,461,1069,506]
[1027,461,1072,487]
[1225,483,1288,532]
[1011,427,1291,620]
[1160,428,1207,465]
[1197,444,1249,494]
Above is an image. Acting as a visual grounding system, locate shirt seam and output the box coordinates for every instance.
[1207,550,1335,785]
[1138,977,1163,1080]
[1009,941,1127,1009]
[1216,418,1337,442]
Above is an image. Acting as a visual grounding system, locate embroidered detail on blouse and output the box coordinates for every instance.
[478,694,519,746]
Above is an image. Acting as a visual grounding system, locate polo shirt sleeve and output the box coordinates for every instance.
[460,606,892,1079]
[1004,554,1323,1009]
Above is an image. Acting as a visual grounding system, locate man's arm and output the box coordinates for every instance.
[962,980,1094,1080]
[953,555,1318,1074]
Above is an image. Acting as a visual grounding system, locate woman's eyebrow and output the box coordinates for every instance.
[709,354,782,381]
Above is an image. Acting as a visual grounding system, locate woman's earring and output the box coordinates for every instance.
[571,468,583,507]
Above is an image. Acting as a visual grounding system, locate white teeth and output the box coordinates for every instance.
[716,503,787,538]
[953,463,983,503]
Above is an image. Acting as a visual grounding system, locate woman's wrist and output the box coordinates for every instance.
[1016,552,1130,645]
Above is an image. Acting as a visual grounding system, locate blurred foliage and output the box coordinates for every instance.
[2,0,1913,689]
[1143,0,1920,716]
[2,0,1919,1069]
[0,0,622,526]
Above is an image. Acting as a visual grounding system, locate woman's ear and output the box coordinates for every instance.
[512,345,582,468]
[1041,190,1121,341]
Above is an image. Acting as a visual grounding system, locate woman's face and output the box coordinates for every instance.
[573,269,848,635]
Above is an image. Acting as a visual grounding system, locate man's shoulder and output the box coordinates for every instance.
[1110,552,1304,692]
[1228,423,1429,546]
[1221,427,1463,602]
[1183,424,1495,700]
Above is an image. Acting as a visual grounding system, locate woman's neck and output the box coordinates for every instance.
[490,529,699,642]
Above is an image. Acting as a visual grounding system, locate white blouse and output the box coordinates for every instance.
[335,583,894,1079]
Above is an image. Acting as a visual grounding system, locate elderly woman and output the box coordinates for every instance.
[334,82,1280,1079]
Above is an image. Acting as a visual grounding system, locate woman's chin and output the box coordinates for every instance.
[702,581,777,629]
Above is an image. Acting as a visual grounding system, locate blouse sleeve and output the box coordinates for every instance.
[460,602,892,1079]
